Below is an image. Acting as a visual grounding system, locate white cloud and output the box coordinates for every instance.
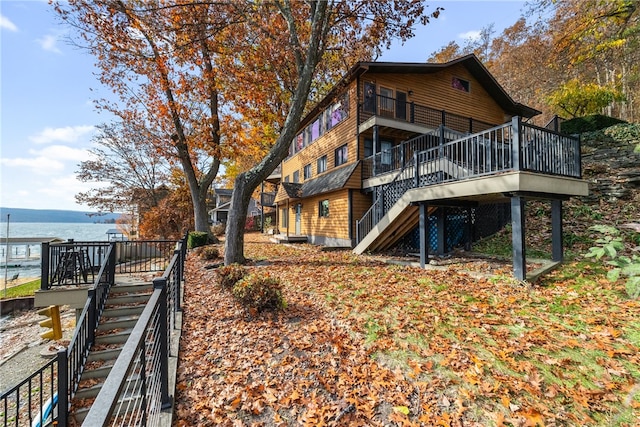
[0,155,65,175]
[30,125,95,144]
[459,30,481,42]
[0,14,18,32]
[30,145,90,162]
[36,33,62,54]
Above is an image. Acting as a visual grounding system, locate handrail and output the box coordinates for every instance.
[82,236,185,425]
[355,117,582,244]
[359,93,496,135]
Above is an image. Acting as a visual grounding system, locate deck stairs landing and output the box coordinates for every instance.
[70,278,153,424]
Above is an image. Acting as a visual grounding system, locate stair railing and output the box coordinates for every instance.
[82,236,186,426]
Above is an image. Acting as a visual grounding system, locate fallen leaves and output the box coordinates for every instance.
[174,234,640,426]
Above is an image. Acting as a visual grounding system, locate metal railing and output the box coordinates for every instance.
[41,240,177,290]
[362,126,468,179]
[82,241,184,426]
[0,357,57,427]
[355,117,582,244]
[3,236,184,426]
[359,93,496,135]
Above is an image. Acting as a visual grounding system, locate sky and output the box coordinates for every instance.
[0,0,528,213]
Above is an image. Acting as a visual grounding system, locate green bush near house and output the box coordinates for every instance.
[216,263,247,289]
[187,231,209,249]
[561,114,626,134]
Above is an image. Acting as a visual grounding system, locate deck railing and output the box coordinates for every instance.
[82,243,184,425]
[359,93,495,135]
[356,117,581,243]
[41,240,177,290]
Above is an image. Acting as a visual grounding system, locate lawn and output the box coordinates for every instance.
[174,234,640,426]
[0,279,40,299]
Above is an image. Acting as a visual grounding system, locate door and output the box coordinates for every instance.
[363,82,376,113]
[396,91,407,120]
[295,204,302,235]
[379,87,393,116]
[381,140,393,172]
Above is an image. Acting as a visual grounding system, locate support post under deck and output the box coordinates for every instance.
[437,208,446,255]
[551,199,563,262]
[511,196,526,281]
[419,203,429,269]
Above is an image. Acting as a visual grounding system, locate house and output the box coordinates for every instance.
[208,188,259,224]
[272,55,588,279]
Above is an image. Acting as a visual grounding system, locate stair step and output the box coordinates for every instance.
[87,348,122,362]
[81,364,113,380]
[110,282,153,294]
[98,316,140,331]
[95,330,132,345]
[73,393,144,423]
[106,293,152,306]
[102,305,145,318]
[74,382,104,399]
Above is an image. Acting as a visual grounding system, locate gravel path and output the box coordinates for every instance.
[0,306,75,392]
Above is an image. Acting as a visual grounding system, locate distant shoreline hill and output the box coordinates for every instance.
[0,207,121,223]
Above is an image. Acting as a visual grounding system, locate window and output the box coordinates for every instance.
[291,93,349,154]
[335,144,348,167]
[281,208,288,228]
[292,170,300,183]
[364,139,373,158]
[452,77,470,92]
[380,87,394,114]
[303,164,312,180]
[284,175,290,183]
[319,199,329,217]
[317,155,327,173]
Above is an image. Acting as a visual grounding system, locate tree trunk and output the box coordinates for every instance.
[224,174,253,264]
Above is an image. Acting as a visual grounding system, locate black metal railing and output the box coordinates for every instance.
[41,240,177,290]
[3,235,184,426]
[359,93,496,135]
[355,117,581,244]
[362,126,468,179]
[0,357,57,427]
[82,240,184,425]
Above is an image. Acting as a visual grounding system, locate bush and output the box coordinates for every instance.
[200,245,220,260]
[188,231,209,249]
[211,223,226,236]
[561,114,626,134]
[216,264,246,289]
[232,273,285,312]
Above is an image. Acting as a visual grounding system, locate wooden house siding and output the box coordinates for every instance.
[360,64,508,126]
[282,84,358,182]
[302,190,351,240]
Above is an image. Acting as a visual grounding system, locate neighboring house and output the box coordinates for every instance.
[273,54,588,279]
[208,188,259,224]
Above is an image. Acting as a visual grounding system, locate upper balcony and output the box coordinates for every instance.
[358,93,496,136]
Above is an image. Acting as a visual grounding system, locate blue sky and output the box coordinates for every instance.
[0,0,526,212]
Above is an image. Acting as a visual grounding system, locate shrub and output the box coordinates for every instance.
[561,114,626,134]
[232,273,285,312]
[216,264,246,289]
[200,245,220,260]
[187,231,209,249]
[245,216,256,231]
[211,223,226,236]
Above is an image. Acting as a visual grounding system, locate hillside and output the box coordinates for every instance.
[0,207,121,223]
[474,122,640,260]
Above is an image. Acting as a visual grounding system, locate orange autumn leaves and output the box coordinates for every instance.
[175,235,640,426]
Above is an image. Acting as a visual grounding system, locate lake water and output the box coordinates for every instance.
[0,223,122,279]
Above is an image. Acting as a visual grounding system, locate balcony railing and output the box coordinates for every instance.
[356,117,581,244]
[359,93,496,135]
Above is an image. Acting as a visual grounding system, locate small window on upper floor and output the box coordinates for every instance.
[317,155,327,174]
[284,175,290,183]
[452,77,470,93]
[303,164,312,180]
[335,144,348,167]
[292,170,300,183]
[319,199,329,218]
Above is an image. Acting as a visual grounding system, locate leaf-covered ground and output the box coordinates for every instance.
[174,234,640,426]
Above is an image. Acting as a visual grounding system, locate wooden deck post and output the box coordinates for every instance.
[419,203,429,269]
[551,199,563,262]
[511,196,526,280]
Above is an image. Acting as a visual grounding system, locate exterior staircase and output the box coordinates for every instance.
[71,279,153,424]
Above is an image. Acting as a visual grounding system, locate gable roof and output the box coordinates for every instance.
[274,163,358,204]
[300,54,539,129]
